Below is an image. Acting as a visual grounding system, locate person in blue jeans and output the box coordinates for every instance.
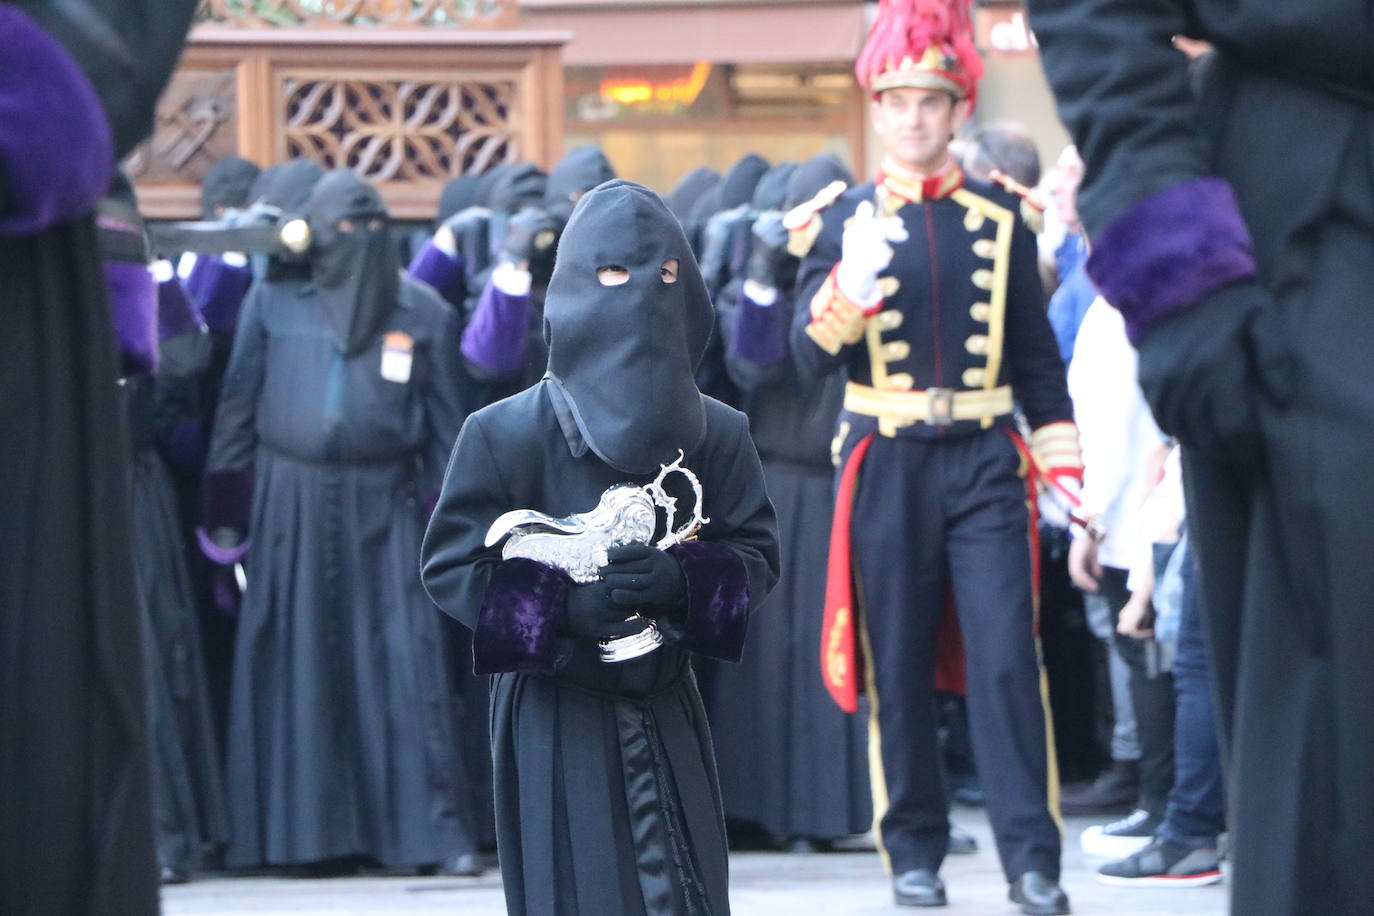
[1099,544,1227,886]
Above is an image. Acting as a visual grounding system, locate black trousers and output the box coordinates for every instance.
[1100,568,1175,817]
[853,430,1061,882]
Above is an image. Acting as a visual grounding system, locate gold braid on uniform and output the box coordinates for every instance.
[805,266,870,355]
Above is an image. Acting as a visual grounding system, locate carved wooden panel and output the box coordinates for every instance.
[280,74,518,180]
[125,68,239,183]
[196,0,514,28]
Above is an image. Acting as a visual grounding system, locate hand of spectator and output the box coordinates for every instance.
[1117,592,1155,639]
[1068,534,1103,593]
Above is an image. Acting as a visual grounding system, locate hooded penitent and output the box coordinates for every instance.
[545,146,616,223]
[304,169,399,355]
[751,161,798,213]
[436,173,484,224]
[543,180,714,476]
[201,156,261,220]
[488,162,548,215]
[665,167,720,223]
[249,158,324,214]
[717,153,770,210]
[786,152,854,209]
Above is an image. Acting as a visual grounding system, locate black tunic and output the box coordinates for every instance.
[206,272,476,867]
[421,382,779,915]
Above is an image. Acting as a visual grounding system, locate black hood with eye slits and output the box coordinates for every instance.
[543,180,713,475]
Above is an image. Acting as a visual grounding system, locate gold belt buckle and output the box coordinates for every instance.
[927,388,955,426]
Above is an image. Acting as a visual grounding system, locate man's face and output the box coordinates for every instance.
[871,87,969,173]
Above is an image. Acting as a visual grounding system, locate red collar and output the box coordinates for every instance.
[877,157,965,203]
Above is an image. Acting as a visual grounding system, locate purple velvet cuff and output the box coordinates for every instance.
[105,259,158,377]
[0,6,114,237]
[202,468,254,535]
[189,256,254,336]
[158,277,204,342]
[196,526,251,566]
[461,280,532,373]
[665,541,751,662]
[729,291,788,366]
[1087,178,1258,345]
[407,240,466,307]
[473,558,571,676]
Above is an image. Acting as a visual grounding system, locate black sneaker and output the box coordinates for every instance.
[1096,837,1223,887]
[1058,760,1139,815]
[1079,808,1161,859]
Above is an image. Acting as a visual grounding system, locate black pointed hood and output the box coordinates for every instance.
[546,146,616,221]
[436,174,483,223]
[543,180,712,475]
[717,153,770,209]
[786,153,854,209]
[304,170,399,355]
[666,167,720,222]
[751,162,797,212]
[201,156,261,219]
[250,159,324,214]
[488,163,548,214]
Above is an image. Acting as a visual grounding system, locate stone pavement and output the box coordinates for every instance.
[163,812,1229,915]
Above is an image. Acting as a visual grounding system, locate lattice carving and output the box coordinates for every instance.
[281,76,518,180]
[125,68,238,182]
[196,0,512,28]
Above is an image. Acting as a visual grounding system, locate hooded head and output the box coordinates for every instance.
[251,159,325,214]
[665,167,720,223]
[545,146,616,222]
[786,153,854,209]
[488,163,548,215]
[304,169,399,355]
[201,156,261,220]
[751,162,797,212]
[436,174,484,224]
[544,180,713,475]
[717,153,770,210]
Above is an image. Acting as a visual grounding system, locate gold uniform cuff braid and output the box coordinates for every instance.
[1030,421,1083,471]
[805,266,869,355]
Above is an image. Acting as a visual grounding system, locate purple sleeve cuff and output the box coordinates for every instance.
[407,240,466,307]
[460,280,532,373]
[202,468,254,535]
[196,526,251,566]
[729,291,788,366]
[158,276,204,342]
[665,541,751,662]
[0,6,114,237]
[1086,178,1258,345]
[190,256,254,336]
[104,259,159,377]
[473,558,570,676]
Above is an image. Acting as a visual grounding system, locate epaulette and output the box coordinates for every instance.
[782,180,848,257]
[989,168,1046,235]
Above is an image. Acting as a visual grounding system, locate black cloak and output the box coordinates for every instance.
[1,2,197,913]
[421,181,780,916]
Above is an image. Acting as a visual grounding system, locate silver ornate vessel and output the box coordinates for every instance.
[483,451,709,662]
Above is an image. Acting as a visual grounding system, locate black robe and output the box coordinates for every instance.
[702,284,872,843]
[421,382,779,915]
[127,372,230,874]
[205,272,476,868]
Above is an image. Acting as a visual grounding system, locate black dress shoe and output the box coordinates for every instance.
[1009,871,1070,915]
[893,868,947,907]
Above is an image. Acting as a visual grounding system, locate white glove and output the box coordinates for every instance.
[836,200,908,312]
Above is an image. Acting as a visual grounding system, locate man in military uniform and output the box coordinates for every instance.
[787,1,1079,912]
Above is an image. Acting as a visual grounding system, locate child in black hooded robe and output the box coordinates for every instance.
[421,180,779,916]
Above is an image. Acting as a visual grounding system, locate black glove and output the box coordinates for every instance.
[501,208,558,265]
[1136,280,1296,467]
[600,544,687,613]
[561,579,650,641]
[745,211,790,289]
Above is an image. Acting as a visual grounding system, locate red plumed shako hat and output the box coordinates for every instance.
[856,0,984,108]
